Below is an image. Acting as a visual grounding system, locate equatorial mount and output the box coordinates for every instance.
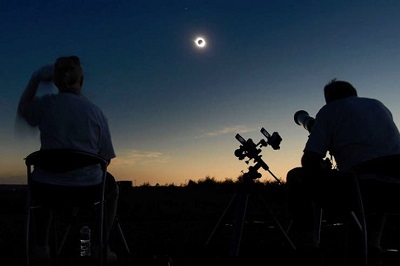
[234,127,282,183]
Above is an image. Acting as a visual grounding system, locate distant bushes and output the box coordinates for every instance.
[140,175,286,188]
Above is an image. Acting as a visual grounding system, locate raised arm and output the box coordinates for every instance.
[18,65,53,118]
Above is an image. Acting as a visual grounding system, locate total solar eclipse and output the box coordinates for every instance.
[194,37,206,48]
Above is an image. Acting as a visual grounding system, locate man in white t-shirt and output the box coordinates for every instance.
[286,79,400,265]
[18,56,119,263]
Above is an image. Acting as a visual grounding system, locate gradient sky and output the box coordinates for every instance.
[1,1,400,185]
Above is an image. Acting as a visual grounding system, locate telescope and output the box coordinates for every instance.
[234,128,281,162]
[294,110,315,132]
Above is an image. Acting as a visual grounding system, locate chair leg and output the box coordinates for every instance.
[26,208,31,266]
[316,208,323,247]
[344,176,368,266]
[353,177,368,266]
[115,218,131,254]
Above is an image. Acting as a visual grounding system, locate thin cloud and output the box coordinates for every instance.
[112,150,167,166]
[197,125,256,138]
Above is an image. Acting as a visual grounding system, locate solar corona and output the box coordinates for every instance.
[194,37,206,48]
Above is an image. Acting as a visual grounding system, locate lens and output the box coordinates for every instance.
[294,110,315,132]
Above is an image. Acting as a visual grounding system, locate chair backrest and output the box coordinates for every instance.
[25,149,108,173]
[25,149,109,206]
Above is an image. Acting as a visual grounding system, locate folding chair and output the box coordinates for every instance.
[25,149,109,266]
[316,172,367,266]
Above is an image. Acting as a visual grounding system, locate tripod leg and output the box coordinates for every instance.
[258,195,296,250]
[205,193,237,247]
[229,192,249,256]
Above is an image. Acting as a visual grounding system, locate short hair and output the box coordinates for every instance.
[324,79,358,104]
[53,56,83,93]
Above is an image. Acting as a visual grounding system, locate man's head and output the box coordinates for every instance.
[324,79,358,104]
[53,56,83,94]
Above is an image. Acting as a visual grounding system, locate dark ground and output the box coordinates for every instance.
[1,182,400,266]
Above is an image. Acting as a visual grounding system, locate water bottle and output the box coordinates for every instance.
[80,225,91,257]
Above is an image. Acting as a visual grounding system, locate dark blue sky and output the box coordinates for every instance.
[1,1,400,185]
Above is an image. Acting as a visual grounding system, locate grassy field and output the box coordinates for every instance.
[1,182,400,265]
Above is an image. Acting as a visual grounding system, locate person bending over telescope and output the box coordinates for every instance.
[287,79,400,265]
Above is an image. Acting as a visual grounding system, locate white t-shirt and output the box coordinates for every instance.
[305,96,400,172]
[22,93,115,186]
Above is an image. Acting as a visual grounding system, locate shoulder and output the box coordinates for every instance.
[85,98,106,115]
[351,97,390,112]
[34,93,57,106]
[315,103,336,119]
[79,96,109,120]
[316,96,362,116]
[39,93,56,101]
[360,97,386,106]
[347,96,383,106]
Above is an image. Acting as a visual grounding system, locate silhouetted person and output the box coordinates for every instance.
[286,79,400,265]
[18,56,119,263]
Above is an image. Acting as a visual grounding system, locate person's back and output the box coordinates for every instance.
[38,93,107,153]
[307,96,400,172]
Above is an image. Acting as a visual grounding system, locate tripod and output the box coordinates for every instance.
[205,161,296,256]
